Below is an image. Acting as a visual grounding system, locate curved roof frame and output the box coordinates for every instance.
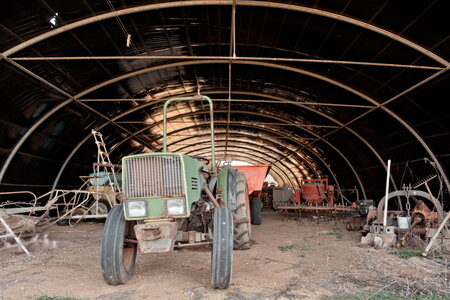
[122,136,293,187]
[173,143,296,187]
[113,112,354,188]
[123,136,293,183]
[135,109,328,145]
[172,137,319,186]
[188,146,295,187]
[145,128,315,180]
[26,74,367,194]
[0,22,447,192]
[134,110,346,182]
[1,57,414,196]
[116,122,316,188]
[174,135,341,188]
[0,0,447,196]
[3,0,448,67]
[171,135,318,175]
[106,97,364,186]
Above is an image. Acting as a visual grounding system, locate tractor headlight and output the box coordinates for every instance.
[167,198,186,216]
[125,200,147,218]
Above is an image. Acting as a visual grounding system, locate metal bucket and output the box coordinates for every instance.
[397,216,411,229]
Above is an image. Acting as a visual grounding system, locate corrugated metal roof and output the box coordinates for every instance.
[0,0,449,201]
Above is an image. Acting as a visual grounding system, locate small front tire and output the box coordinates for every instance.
[101,204,137,285]
[211,207,233,289]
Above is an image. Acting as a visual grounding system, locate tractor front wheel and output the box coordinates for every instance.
[101,204,137,285]
[211,206,233,289]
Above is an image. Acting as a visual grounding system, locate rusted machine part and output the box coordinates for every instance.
[358,209,377,234]
[203,184,221,208]
[232,164,271,198]
[233,218,250,224]
[275,205,356,212]
[327,185,335,206]
[0,211,39,234]
[411,201,438,228]
[301,179,327,205]
[134,222,178,253]
[175,241,212,248]
[411,214,424,228]
[376,190,444,224]
[345,217,364,231]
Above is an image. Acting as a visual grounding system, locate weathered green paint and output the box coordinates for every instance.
[217,166,237,208]
[122,152,203,220]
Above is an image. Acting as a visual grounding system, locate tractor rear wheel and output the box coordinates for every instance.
[233,172,252,250]
[101,204,137,285]
[211,206,233,289]
[251,197,263,225]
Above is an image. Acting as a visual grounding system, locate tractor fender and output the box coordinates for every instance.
[217,167,237,210]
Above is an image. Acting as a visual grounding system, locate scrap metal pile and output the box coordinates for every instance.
[0,130,122,255]
[346,173,450,257]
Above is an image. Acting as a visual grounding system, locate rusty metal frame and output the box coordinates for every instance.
[117,113,353,189]
[181,141,313,188]
[193,144,297,186]
[192,148,296,188]
[0,59,442,194]
[2,1,448,67]
[0,0,447,183]
[44,86,370,196]
[138,111,340,183]
[116,122,345,192]
[172,136,316,182]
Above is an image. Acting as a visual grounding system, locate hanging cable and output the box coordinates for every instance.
[106,0,140,55]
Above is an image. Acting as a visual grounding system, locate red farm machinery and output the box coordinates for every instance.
[232,165,271,225]
[273,178,359,217]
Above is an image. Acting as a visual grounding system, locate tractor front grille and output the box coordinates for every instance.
[124,155,184,198]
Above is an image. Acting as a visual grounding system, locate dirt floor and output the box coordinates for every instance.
[1,210,449,300]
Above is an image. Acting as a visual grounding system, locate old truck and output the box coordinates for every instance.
[100,96,252,289]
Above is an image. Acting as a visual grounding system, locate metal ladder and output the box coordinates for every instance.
[91,129,121,193]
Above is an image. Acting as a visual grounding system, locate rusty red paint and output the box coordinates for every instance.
[233,165,271,196]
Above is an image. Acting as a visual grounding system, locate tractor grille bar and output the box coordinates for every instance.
[124,156,184,198]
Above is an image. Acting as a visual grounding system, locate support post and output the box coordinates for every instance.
[422,210,450,257]
[383,159,391,231]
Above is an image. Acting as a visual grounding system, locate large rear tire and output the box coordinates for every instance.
[211,207,233,289]
[233,172,252,250]
[101,204,137,285]
[251,197,263,225]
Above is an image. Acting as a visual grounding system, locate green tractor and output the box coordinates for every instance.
[100,95,252,289]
